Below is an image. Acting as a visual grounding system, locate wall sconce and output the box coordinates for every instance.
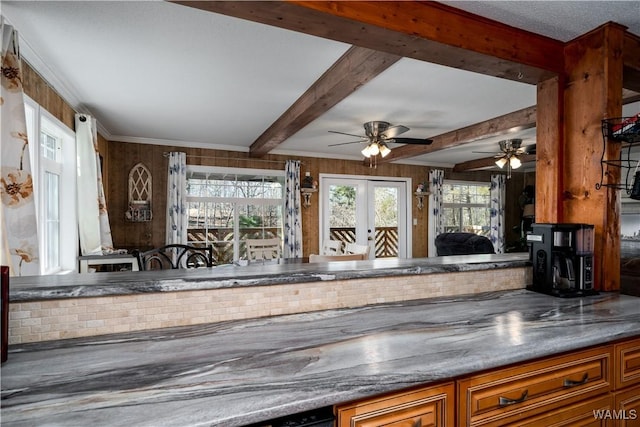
[301,188,317,208]
[301,171,318,208]
[415,183,429,210]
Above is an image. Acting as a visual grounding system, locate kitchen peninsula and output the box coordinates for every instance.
[2,289,640,426]
[8,254,531,344]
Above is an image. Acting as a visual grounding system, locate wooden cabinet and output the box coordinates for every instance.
[334,338,640,427]
[615,337,640,390]
[614,337,640,425]
[335,382,455,427]
[457,346,613,426]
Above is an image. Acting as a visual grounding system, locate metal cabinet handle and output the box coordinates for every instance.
[498,390,528,407]
[563,373,588,388]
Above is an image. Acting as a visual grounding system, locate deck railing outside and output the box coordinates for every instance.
[187,226,399,262]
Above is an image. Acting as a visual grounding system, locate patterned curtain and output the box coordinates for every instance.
[283,160,302,258]
[0,20,40,276]
[166,152,187,245]
[427,169,444,257]
[76,114,114,255]
[490,174,506,254]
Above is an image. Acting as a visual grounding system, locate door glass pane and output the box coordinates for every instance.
[373,186,398,257]
[328,184,357,243]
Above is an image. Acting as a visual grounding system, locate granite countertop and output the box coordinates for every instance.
[2,289,640,427]
[9,253,530,301]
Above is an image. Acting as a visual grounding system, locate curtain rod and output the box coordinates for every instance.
[162,152,304,165]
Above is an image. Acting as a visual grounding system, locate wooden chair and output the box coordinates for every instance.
[245,238,282,261]
[344,242,371,258]
[321,239,344,255]
[309,253,366,263]
[133,244,214,271]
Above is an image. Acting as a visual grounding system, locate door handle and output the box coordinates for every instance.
[498,390,528,407]
[563,373,588,388]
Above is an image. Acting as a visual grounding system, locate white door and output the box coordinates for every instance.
[320,176,410,259]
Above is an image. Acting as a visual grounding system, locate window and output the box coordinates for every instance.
[186,166,284,263]
[442,181,491,235]
[24,96,77,274]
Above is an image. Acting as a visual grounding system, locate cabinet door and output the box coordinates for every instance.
[335,382,455,427]
[614,386,640,426]
[615,337,640,390]
[457,346,613,426]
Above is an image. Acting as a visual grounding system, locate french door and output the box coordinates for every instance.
[320,176,411,259]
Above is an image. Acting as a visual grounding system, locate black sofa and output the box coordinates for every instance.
[435,232,495,256]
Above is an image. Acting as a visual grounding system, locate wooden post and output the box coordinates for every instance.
[562,23,625,291]
[536,75,564,224]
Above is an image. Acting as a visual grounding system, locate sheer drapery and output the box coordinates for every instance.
[75,114,113,255]
[283,160,302,258]
[490,174,506,254]
[427,169,444,257]
[0,20,40,276]
[166,152,188,245]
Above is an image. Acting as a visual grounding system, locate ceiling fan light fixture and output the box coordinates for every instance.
[509,156,522,169]
[495,157,508,168]
[379,143,391,158]
[361,145,372,158]
[369,142,380,156]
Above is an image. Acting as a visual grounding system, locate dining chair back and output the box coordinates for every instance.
[321,239,344,255]
[245,238,282,261]
[133,244,214,271]
[309,253,366,263]
[344,242,371,258]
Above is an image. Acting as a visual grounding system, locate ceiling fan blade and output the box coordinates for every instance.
[328,140,366,147]
[389,137,433,145]
[328,130,367,139]
[381,125,409,139]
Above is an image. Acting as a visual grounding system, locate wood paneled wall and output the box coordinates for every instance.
[107,141,529,257]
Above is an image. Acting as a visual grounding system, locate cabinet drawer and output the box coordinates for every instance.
[615,337,640,390]
[503,395,614,427]
[458,346,613,426]
[335,382,454,427]
[614,385,640,426]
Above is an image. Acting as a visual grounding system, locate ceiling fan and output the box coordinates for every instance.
[475,138,531,178]
[329,121,433,167]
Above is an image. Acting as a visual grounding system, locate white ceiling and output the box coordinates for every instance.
[3,1,640,168]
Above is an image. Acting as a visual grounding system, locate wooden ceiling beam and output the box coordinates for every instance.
[377,105,537,164]
[174,1,563,85]
[453,153,536,172]
[247,46,400,157]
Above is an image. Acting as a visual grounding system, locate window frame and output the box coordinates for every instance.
[23,95,78,274]
[441,179,491,235]
[185,165,286,262]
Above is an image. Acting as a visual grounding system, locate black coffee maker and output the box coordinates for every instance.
[526,223,597,297]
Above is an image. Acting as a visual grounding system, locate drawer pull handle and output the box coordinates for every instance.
[563,373,588,388]
[498,390,528,407]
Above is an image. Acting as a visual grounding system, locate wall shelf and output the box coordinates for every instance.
[596,117,640,193]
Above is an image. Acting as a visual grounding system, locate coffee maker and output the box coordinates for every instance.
[526,223,597,297]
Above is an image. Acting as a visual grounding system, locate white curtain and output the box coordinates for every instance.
[283,160,302,258]
[166,152,187,245]
[490,174,506,254]
[0,20,40,276]
[76,114,113,255]
[427,169,444,257]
